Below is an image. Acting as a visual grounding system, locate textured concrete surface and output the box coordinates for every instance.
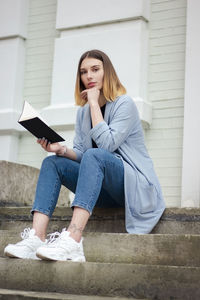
[152,207,200,234]
[0,160,70,207]
[0,289,145,300]
[1,206,200,234]
[0,258,199,300]
[0,230,200,267]
[0,206,126,233]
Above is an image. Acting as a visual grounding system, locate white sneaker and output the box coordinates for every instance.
[4,228,46,260]
[36,229,86,262]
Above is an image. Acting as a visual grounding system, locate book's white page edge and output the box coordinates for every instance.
[18,101,48,125]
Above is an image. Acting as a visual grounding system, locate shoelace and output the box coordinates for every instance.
[47,228,68,244]
[21,227,32,240]
[47,231,61,245]
[17,227,38,248]
[47,229,79,251]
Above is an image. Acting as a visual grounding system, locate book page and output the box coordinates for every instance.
[18,101,48,125]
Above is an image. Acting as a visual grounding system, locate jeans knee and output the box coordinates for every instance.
[42,154,56,163]
[83,148,108,160]
[41,155,57,168]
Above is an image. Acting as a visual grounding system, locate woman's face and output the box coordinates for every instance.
[80,58,104,90]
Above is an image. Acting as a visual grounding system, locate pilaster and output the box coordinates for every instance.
[181,0,200,207]
[0,0,29,161]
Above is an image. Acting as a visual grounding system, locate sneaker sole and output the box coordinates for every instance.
[4,250,40,260]
[36,252,86,262]
[4,251,19,259]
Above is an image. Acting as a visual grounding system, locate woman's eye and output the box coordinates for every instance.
[93,68,99,72]
[80,70,86,75]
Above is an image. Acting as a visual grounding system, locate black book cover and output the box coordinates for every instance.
[18,101,65,143]
[19,118,65,143]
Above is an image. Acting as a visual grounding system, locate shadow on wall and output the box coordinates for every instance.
[0,161,70,207]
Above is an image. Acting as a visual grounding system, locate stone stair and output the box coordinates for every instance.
[0,207,200,299]
[1,206,200,234]
[0,289,144,300]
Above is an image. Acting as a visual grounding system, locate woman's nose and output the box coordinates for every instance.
[87,70,92,79]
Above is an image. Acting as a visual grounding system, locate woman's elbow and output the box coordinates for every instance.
[98,142,117,153]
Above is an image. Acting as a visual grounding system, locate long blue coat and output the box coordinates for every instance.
[73,95,165,234]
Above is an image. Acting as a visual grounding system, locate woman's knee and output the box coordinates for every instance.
[42,155,57,167]
[41,155,65,172]
[83,148,109,160]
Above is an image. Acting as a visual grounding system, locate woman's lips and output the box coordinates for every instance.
[88,82,96,88]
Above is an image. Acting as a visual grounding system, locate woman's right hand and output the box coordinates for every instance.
[37,138,62,153]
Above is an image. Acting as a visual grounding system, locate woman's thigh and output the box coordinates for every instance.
[56,156,80,193]
[76,148,124,208]
[58,150,124,207]
[95,152,125,208]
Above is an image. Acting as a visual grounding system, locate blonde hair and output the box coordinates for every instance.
[75,49,126,106]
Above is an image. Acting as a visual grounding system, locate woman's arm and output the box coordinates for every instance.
[90,96,140,153]
[81,87,103,127]
[37,139,77,161]
[55,145,77,160]
[37,107,84,162]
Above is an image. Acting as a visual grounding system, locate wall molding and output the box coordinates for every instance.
[0,97,152,135]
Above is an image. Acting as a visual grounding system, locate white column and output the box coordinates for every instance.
[42,0,152,128]
[0,0,29,162]
[181,0,200,207]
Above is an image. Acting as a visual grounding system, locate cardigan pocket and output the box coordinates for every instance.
[140,184,157,213]
[137,174,157,214]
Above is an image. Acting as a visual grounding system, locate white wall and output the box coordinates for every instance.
[17,0,58,168]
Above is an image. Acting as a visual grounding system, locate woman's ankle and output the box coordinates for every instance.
[34,230,46,242]
[67,224,83,243]
[68,232,82,243]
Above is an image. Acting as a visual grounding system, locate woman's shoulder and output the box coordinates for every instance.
[115,94,135,104]
[113,94,138,113]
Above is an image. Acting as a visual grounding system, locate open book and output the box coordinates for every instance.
[18,101,65,143]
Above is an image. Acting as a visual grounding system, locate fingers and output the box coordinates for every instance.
[37,138,50,149]
[80,88,100,102]
[80,90,88,100]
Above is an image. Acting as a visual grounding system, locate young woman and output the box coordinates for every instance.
[4,49,165,261]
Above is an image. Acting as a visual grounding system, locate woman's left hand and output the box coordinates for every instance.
[81,87,100,107]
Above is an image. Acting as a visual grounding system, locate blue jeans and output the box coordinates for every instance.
[32,148,125,217]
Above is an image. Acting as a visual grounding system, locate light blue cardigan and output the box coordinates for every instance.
[73,95,165,234]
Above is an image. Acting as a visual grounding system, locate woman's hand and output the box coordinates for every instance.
[81,87,100,107]
[37,138,62,153]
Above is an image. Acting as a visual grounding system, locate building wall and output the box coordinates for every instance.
[146,0,187,207]
[0,0,29,163]
[16,0,187,207]
[18,0,57,168]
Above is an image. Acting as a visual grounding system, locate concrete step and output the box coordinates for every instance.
[1,206,200,234]
[0,230,200,267]
[0,206,125,233]
[0,288,144,300]
[0,257,199,300]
